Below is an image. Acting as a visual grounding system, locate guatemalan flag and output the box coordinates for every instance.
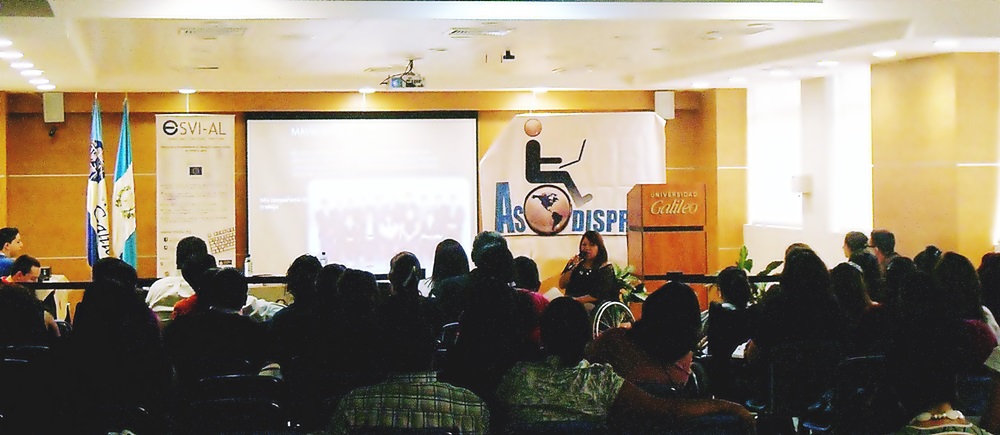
[86,99,112,266]
[113,99,137,267]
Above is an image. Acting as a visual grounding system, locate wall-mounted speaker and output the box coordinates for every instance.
[42,92,64,123]
[654,91,675,120]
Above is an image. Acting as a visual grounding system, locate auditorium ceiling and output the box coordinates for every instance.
[1,0,1000,92]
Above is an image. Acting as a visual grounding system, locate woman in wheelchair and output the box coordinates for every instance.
[559,231,616,310]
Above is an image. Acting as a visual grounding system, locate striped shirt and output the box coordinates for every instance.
[328,371,489,434]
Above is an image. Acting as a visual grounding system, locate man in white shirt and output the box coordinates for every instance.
[145,236,207,320]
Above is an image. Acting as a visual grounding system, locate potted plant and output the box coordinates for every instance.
[734,245,783,304]
[614,264,648,320]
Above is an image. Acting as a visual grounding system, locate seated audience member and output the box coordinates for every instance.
[886,318,996,434]
[4,255,59,337]
[270,255,324,362]
[421,239,470,297]
[146,236,208,318]
[934,252,1000,339]
[164,268,272,387]
[885,256,917,307]
[315,263,347,302]
[381,252,445,332]
[171,253,217,319]
[914,245,943,274]
[432,231,508,322]
[497,297,753,431]
[0,227,25,276]
[704,267,758,400]
[68,258,171,427]
[850,249,884,303]
[749,247,845,361]
[843,231,869,258]
[329,294,489,435]
[980,253,1000,327]
[871,229,900,273]
[587,282,700,390]
[442,243,539,407]
[513,256,549,344]
[0,284,52,345]
[831,262,888,355]
[331,268,383,374]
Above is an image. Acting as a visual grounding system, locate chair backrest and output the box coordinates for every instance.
[192,373,285,402]
[438,322,460,349]
[185,374,289,432]
[956,368,993,417]
[351,428,456,435]
[767,340,845,415]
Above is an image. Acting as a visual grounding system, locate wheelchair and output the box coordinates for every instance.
[591,300,635,337]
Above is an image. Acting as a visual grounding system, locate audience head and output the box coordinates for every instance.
[475,243,515,284]
[978,253,1000,316]
[175,236,208,270]
[9,255,40,283]
[631,282,701,364]
[471,231,507,265]
[378,295,437,372]
[338,269,379,315]
[0,227,23,257]
[512,256,541,292]
[849,251,883,301]
[315,263,347,302]
[389,251,421,296]
[201,268,247,311]
[934,252,984,321]
[843,231,869,257]
[286,254,323,303]
[914,245,943,273]
[830,262,872,325]
[92,257,138,290]
[784,242,813,262]
[430,239,470,283]
[870,229,896,258]
[579,231,609,266]
[0,284,45,343]
[181,253,217,295]
[717,266,752,308]
[780,248,831,299]
[897,270,943,321]
[540,297,591,366]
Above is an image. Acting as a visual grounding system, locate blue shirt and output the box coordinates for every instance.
[0,253,15,277]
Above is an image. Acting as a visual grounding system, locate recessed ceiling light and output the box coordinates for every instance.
[20,69,42,76]
[692,81,711,89]
[769,68,791,77]
[728,76,748,84]
[36,84,55,91]
[358,87,376,94]
[178,88,196,94]
[817,60,840,67]
[873,49,897,59]
[0,51,23,59]
[10,61,32,69]
[0,39,12,47]
[532,88,548,94]
[934,39,959,49]
[28,78,48,85]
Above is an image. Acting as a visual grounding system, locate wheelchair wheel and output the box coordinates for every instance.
[592,301,635,338]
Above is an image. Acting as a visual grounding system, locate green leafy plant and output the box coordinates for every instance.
[614,264,648,304]
[735,245,783,303]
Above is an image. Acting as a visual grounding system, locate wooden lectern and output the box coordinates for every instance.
[627,183,708,309]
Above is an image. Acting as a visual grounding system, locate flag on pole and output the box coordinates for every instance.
[113,98,137,267]
[86,98,112,266]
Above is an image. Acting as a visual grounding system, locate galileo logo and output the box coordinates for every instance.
[162,120,179,136]
[523,185,572,236]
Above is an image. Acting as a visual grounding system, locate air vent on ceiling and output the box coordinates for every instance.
[179,26,247,38]
[448,27,512,38]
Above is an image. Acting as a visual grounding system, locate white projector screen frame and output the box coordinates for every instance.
[246,112,478,276]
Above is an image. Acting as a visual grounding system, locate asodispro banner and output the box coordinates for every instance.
[155,115,236,276]
[479,112,666,291]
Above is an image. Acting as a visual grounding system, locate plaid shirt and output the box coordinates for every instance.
[328,371,490,434]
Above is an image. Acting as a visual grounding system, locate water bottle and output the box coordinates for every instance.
[319,251,328,266]
[244,254,253,276]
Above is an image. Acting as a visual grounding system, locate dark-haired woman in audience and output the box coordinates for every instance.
[382,252,445,334]
[831,262,891,355]
[705,267,759,400]
[934,252,1000,339]
[850,250,884,303]
[915,245,943,274]
[884,256,916,308]
[498,297,753,432]
[422,239,470,297]
[69,258,171,429]
[513,256,549,346]
[978,252,1000,328]
[559,231,616,308]
[270,255,324,373]
[587,282,700,391]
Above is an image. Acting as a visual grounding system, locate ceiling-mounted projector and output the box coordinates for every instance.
[383,59,425,89]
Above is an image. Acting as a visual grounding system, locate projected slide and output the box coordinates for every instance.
[247,115,477,275]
